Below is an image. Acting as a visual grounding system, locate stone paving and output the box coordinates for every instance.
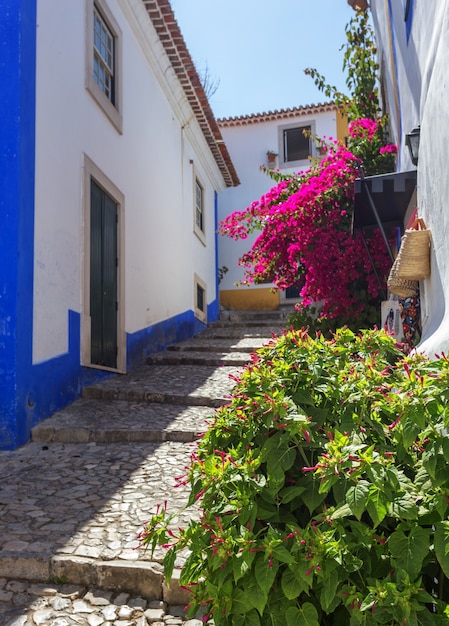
[0,310,291,625]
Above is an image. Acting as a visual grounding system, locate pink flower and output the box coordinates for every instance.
[379,144,398,155]
[348,118,378,141]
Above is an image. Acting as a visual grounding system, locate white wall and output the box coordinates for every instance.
[217,110,338,291]
[33,0,222,363]
[371,0,449,357]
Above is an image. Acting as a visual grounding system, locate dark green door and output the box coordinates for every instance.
[90,180,118,368]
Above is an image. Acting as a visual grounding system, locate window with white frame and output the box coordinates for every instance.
[93,6,115,103]
[194,274,207,323]
[279,123,313,167]
[194,176,206,244]
[86,0,122,133]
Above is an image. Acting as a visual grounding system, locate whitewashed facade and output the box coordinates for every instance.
[217,105,346,310]
[367,0,449,356]
[0,0,238,449]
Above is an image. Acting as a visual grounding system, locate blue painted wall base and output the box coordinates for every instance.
[0,301,219,450]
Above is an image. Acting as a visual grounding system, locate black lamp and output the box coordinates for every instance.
[405,126,420,166]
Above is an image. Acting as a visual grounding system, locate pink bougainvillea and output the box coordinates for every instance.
[379,144,398,155]
[348,118,378,141]
[219,134,393,321]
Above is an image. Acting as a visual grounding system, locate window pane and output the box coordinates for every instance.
[284,126,311,162]
[195,180,204,232]
[93,6,115,103]
[197,284,205,312]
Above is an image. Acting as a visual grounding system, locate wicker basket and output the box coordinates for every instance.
[387,265,419,298]
[394,218,431,280]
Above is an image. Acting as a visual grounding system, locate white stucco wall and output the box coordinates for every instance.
[217,109,339,292]
[33,0,223,363]
[370,0,449,357]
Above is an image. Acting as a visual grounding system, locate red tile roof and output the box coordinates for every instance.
[217,103,337,127]
[142,0,240,187]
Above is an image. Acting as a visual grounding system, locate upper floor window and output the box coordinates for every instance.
[195,178,204,233]
[93,6,115,104]
[282,125,312,163]
[193,175,206,245]
[86,0,123,133]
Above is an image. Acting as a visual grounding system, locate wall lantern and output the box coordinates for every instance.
[405,126,420,166]
[347,0,369,10]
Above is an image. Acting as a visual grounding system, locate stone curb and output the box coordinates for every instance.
[0,553,190,605]
[31,426,200,444]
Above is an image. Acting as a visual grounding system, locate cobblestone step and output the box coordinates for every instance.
[0,441,195,594]
[31,400,214,444]
[146,350,251,366]
[82,364,240,407]
[166,337,266,352]
[219,307,295,323]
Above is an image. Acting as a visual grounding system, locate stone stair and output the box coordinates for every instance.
[0,308,291,624]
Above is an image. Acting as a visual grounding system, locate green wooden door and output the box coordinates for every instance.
[90,180,118,368]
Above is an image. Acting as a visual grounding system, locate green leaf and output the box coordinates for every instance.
[246,580,268,616]
[331,502,353,520]
[303,475,327,514]
[271,544,296,565]
[389,492,418,520]
[286,603,319,626]
[162,547,176,582]
[365,463,385,488]
[434,520,449,579]
[280,484,306,503]
[231,588,257,615]
[267,456,285,484]
[279,446,297,471]
[281,567,306,600]
[233,550,255,583]
[292,389,316,406]
[401,416,421,448]
[346,480,370,520]
[366,486,388,527]
[416,609,441,626]
[320,573,339,612]
[423,444,437,479]
[263,604,288,626]
[233,609,261,626]
[238,501,258,528]
[254,553,279,595]
[388,526,430,579]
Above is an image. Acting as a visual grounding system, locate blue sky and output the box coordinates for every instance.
[169,0,356,119]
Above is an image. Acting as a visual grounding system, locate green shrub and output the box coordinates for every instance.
[140,328,449,625]
[287,301,380,338]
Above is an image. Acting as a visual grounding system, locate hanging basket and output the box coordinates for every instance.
[387,265,419,298]
[394,218,431,280]
[387,217,430,298]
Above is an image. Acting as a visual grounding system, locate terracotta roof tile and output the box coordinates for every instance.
[142,0,239,187]
[217,103,337,127]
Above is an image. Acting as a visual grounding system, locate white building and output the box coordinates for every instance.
[0,0,238,450]
[354,1,449,356]
[217,104,347,311]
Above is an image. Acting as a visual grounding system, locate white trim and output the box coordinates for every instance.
[86,0,123,133]
[81,154,126,373]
